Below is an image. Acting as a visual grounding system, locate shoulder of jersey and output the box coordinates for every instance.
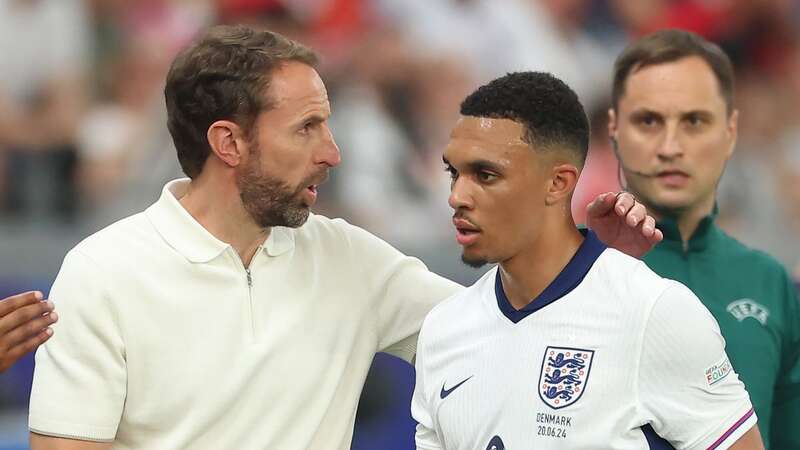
[593,248,673,305]
[421,268,494,329]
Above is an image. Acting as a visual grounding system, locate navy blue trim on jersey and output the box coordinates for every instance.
[641,424,676,449]
[495,229,606,324]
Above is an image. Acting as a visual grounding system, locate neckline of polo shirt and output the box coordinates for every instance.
[148,179,297,262]
[263,225,294,257]
[146,178,231,264]
[494,229,607,324]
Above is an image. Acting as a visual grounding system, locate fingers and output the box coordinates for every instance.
[0,328,53,373]
[641,215,656,237]
[614,191,636,217]
[650,228,664,244]
[586,192,617,217]
[589,191,642,221]
[0,295,56,373]
[610,191,650,228]
[4,311,58,348]
[615,192,664,242]
[0,300,55,335]
[625,202,647,227]
[0,291,43,318]
[636,214,664,247]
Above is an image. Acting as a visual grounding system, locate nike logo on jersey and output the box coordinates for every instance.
[486,435,505,450]
[440,376,473,399]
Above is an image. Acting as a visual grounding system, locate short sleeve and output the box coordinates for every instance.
[29,249,126,441]
[341,221,462,363]
[638,282,757,450]
[411,325,443,450]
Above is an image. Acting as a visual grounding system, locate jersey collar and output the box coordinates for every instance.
[656,203,721,251]
[495,229,607,324]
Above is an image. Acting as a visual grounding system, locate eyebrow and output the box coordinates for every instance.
[682,110,714,120]
[630,108,714,119]
[297,112,328,125]
[629,109,662,119]
[442,156,505,172]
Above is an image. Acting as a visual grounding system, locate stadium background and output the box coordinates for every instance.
[0,0,799,448]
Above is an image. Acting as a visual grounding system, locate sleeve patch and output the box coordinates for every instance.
[705,356,732,387]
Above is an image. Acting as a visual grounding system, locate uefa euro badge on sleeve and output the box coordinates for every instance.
[538,347,595,410]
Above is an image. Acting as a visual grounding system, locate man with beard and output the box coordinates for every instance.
[607,30,799,449]
[28,26,659,449]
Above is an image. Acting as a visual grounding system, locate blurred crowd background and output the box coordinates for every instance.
[0,0,799,448]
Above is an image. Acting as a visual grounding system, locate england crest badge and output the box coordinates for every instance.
[538,346,595,410]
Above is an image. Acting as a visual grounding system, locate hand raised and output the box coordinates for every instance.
[586,192,663,258]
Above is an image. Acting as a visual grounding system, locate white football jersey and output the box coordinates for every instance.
[412,231,756,450]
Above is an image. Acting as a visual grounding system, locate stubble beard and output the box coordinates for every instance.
[236,158,310,229]
[461,252,488,269]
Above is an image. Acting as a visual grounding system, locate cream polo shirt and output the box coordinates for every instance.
[29,179,462,449]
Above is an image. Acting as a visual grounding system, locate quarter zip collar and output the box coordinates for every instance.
[145,179,295,264]
[656,203,721,253]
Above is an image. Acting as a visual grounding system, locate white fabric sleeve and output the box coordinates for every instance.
[638,282,756,450]
[29,249,126,441]
[411,324,443,450]
[340,220,462,363]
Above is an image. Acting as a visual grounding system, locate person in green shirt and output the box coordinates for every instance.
[607,29,800,449]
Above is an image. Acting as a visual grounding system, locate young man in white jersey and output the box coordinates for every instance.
[412,71,764,449]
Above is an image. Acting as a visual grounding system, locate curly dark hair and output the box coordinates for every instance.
[460,71,589,165]
[165,25,318,178]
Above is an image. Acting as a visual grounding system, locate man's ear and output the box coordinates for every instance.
[545,163,580,206]
[724,109,739,159]
[607,108,618,141]
[207,120,248,168]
